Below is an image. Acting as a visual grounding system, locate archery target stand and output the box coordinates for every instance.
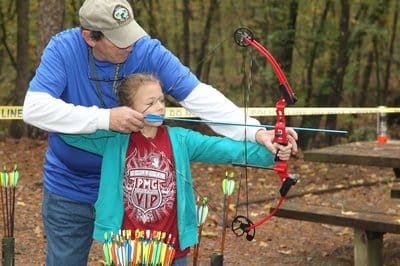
[210,253,223,266]
[2,237,14,266]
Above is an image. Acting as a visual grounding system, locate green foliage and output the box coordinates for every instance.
[0,0,399,144]
[348,126,376,142]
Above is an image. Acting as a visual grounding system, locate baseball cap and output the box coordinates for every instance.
[79,0,148,48]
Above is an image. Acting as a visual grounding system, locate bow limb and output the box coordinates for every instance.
[234,27,298,105]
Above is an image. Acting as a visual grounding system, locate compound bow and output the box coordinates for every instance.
[231,27,298,241]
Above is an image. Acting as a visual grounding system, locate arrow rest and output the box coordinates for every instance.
[231,215,256,241]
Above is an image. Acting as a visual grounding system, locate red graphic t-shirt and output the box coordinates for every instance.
[121,126,189,258]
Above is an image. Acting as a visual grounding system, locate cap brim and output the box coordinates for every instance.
[103,20,147,48]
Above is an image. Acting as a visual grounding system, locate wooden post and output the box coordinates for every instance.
[354,229,383,266]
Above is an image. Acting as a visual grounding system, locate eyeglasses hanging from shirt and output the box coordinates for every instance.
[87,48,125,107]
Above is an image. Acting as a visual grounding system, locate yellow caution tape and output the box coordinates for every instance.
[1,106,399,120]
[165,107,400,117]
[0,106,23,120]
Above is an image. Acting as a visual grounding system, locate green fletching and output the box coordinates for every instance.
[196,197,209,225]
[103,242,112,265]
[222,172,235,195]
[226,180,235,195]
[13,171,19,187]
[0,172,3,187]
[1,166,6,187]
[222,179,228,194]
[13,164,19,187]
[1,167,8,188]
[197,204,208,225]
[202,197,208,205]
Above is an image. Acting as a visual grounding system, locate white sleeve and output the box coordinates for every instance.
[179,82,264,142]
[22,91,110,133]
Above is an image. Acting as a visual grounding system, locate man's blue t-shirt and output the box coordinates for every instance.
[28,27,200,203]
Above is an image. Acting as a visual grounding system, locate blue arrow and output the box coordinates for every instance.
[145,114,348,134]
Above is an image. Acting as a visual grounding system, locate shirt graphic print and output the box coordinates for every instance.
[123,131,176,225]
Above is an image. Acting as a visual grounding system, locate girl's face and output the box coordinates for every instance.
[133,82,165,127]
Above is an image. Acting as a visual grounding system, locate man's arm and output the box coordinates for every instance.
[23,91,144,133]
[179,82,298,154]
[179,83,262,142]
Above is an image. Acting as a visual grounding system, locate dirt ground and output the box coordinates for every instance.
[1,137,399,265]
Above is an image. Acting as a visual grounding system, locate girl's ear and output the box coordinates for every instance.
[81,30,96,48]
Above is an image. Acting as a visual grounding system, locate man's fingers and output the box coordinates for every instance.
[274,143,293,161]
[110,107,144,133]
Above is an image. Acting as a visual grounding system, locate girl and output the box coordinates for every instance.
[61,73,289,265]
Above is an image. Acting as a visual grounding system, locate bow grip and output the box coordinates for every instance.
[274,98,288,145]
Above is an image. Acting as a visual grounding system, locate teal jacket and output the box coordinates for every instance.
[61,126,274,250]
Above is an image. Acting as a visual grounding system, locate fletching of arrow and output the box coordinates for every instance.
[9,164,19,188]
[0,168,4,188]
[196,197,208,226]
[103,232,112,265]
[1,166,8,188]
[222,172,235,196]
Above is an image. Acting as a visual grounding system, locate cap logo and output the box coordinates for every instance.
[113,5,130,24]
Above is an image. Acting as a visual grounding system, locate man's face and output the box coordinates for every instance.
[83,30,133,64]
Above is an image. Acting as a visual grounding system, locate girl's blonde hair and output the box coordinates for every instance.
[118,73,162,107]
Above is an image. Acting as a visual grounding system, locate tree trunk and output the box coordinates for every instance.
[37,0,65,61]
[182,0,191,66]
[25,0,65,139]
[9,0,30,138]
[280,0,298,74]
[140,0,156,37]
[350,3,368,106]
[300,0,331,149]
[325,0,350,145]
[304,0,331,107]
[358,49,373,107]
[382,0,398,103]
[0,2,17,70]
[195,0,219,78]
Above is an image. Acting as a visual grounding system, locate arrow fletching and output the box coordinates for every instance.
[222,172,235,196]
[196,197,208,225]
[12,164,19,187]
[1,166,8,188]
[103,232,112,265]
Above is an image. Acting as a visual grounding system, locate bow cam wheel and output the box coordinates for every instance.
[233,27,254,47]
[231,215,256,241]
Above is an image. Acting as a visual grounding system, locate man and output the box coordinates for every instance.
[23,0,297,265]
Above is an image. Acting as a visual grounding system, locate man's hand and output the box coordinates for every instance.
[255,128,298,161]
[109,106,144,133]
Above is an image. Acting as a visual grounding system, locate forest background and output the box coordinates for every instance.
[0,0,399,148]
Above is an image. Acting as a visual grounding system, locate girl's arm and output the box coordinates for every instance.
[59,130,118,156]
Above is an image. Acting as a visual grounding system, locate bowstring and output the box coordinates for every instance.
[233,42,254,221]
[165,33,236,216]
[229,0,252,224]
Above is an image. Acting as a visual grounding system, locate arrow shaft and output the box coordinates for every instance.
[149,115,347,134]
